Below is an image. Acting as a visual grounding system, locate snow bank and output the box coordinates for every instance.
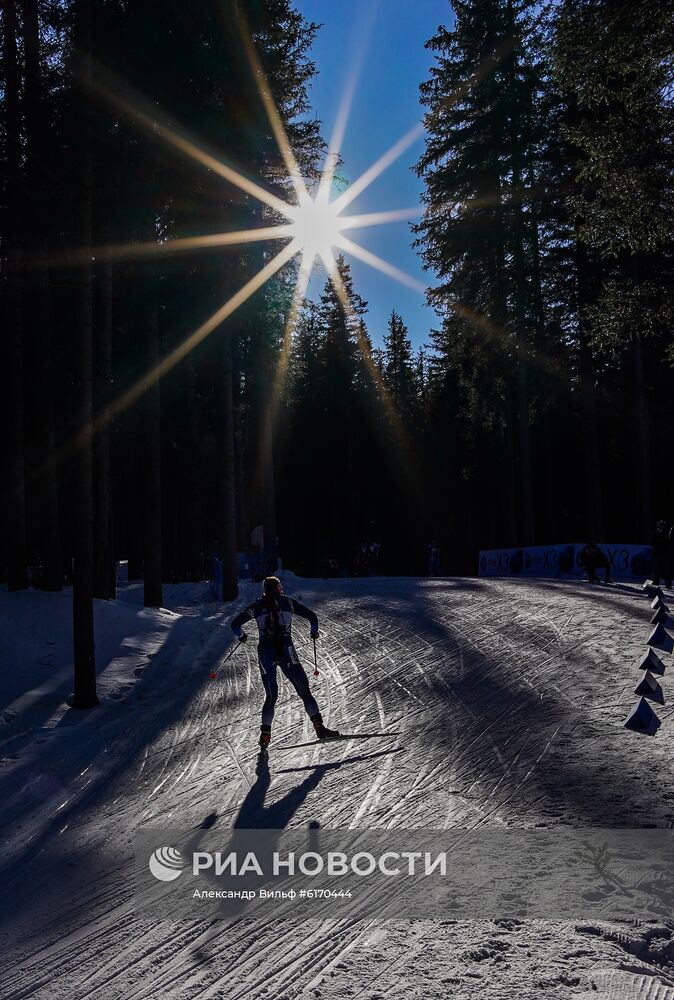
[0,582,210,725]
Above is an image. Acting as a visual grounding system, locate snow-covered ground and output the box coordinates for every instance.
[2,574,674,999]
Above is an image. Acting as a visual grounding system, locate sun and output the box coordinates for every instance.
[286,193,346,263]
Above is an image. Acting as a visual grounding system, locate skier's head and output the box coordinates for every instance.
[263,576,283,598]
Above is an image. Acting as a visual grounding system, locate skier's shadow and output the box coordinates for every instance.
[190,747,399,958]
[233,752,341,829]
[233,746,398,829]
[189,755,339,959]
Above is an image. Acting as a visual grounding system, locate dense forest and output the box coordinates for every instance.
[1,0,673,702]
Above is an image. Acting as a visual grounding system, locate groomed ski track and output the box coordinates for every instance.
[2,575,674,999]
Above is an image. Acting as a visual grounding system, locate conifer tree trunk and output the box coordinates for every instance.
[527,159,557,541]
[3,0,28,591]
[252,320,277,574]
[631,256,652,536]
[526,155,547,341]
[494,220,518,546]
[511,196,535,542]
[505,5,534,544]
[71,0,98,707]
[219,335,238,600]
[514,292,535,543]
[127,438,144,581]
[143,272,163,609]
[93,223,115,600]
[235,414,248,554]
[633,329,652,535]
[564,82,604,540]
[22,0,62,590]
[185,352,204,581]
[574,241,604,538]
[503,385,518,545]
[540,408,557,542]
[259,398,277,574]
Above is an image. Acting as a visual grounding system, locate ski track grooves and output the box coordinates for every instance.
[0,576,657,999]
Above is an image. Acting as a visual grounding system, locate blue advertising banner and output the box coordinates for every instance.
[478,543,653,580]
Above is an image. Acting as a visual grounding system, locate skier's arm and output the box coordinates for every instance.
[291,599,319,637]
[230,606,253,639]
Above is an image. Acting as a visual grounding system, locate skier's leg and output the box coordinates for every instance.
[258,647,279,746]
[279,645,320,720]
[655,555,671,589]
[279,647,340,739]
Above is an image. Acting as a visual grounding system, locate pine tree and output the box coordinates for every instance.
[70,0,98,707]
[383,310,416,417]
[2,0,28,590]
[22,0,63,591]
[554,0,674,533]
[415,0,543,546]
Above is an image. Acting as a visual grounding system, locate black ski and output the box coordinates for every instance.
[274,732,402,750]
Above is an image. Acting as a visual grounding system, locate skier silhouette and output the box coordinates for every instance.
[579,541,611,583]
[230,576,339,750]
[652,520,673,589]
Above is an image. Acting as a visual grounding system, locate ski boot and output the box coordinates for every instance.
[311,713,340,741]
[259,724,271,753]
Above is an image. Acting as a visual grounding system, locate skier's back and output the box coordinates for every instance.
[230,576,339,750]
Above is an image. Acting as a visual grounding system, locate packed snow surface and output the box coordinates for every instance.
[2,575,674,998]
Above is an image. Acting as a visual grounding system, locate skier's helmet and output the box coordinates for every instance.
[263,576,283,597]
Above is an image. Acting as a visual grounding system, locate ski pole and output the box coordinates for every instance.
[209,638,242,680]
[312,635,319,677]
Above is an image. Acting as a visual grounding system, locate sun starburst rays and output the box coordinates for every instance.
[63,35,516,445]
[334,234,426,293]
[69,51,430,366]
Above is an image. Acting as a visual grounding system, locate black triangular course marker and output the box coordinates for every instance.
[647,623,674,653]
[634,670,665,706]
[651,596,670,613]
[624,696,661,735]
[639,649,666,675]
[651,607,671,626]
[643,581,664,599]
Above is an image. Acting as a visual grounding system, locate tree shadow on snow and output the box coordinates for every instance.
[0,607,252,881]
[397,581,674,829]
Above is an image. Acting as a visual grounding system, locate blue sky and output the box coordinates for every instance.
[295,0,453,349]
